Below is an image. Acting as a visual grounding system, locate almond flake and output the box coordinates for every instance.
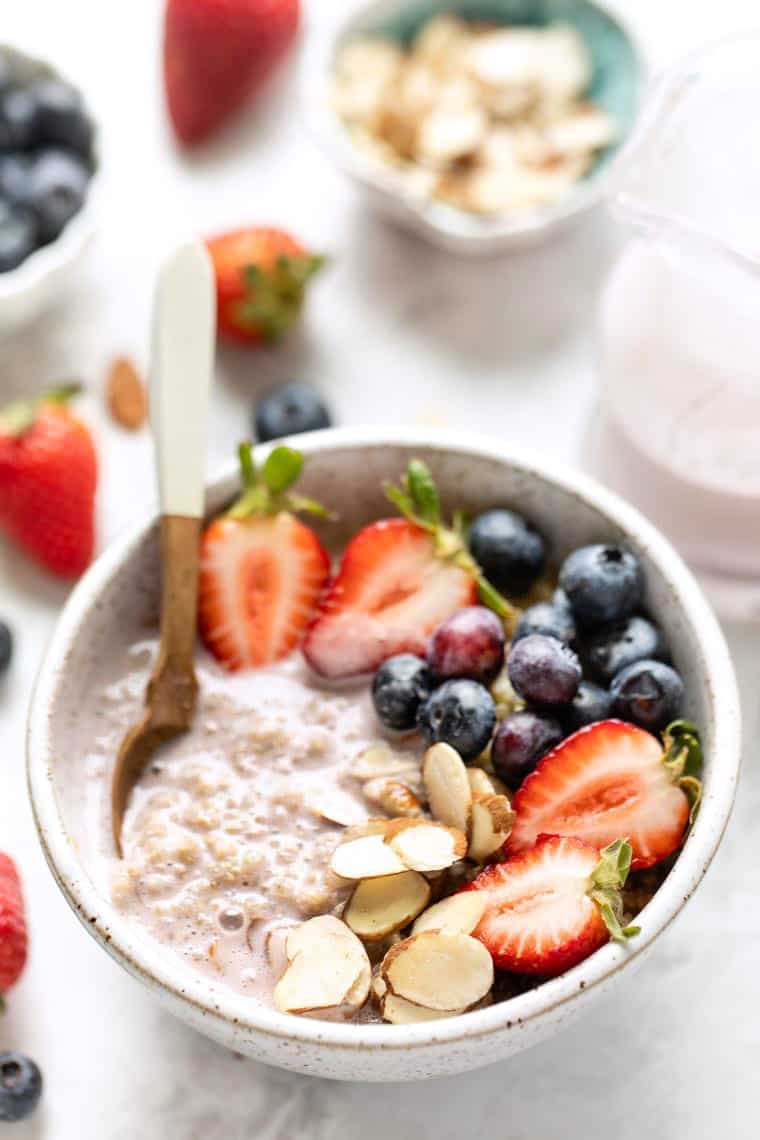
[382,931,494,1012]
[422,743,472,834]
[351,744,419,782]
[386,821,467,873]
[372,971,387,1004]
[417,105,486,166]
[412,15,470,76]
[106,356,147,430]
[468,793,515,863]
[362,777,423,818]
[344,871,431,942]
[342,817,396,842]
[467,767,496,797]
[274,916,371,1014]
[545,106,616,157]
[381,993,465,1025]
[412,892,487,937]
[331,834,408,880]
[307,789,368,828]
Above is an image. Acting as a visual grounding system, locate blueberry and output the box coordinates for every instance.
[417,678,496,762]
[492,709,564,789]
[468,509,546,597]
[254,381,332,442]
[0,1053,42,1122]
[427,606,505,685]
[25,148,89,243]
[513,600,576,645]
[0,620,12,673]
[29,78,94,158]
[559,544,644,629]
[582,615,667,684]
[565,681,612,731]
[610,659,684,732]
[372,654,433,732]
[507,633,581,707]
[0,88,39,150]
[0,200,37,271]
[0,152,32,204]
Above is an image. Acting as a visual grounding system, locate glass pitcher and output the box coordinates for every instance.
[591,36,760,619]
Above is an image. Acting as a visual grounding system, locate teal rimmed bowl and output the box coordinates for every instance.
[303,0,643,253]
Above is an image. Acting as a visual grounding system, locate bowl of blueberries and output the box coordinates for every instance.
[0,45,98,332]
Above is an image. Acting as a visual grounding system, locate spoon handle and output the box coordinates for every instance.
[150,241,216,672]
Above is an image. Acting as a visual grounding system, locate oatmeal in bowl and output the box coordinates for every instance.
[28,431,739,1080]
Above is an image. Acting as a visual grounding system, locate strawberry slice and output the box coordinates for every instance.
[198,444,329,671]
[303,459,518,679]
[302,518,476,678]
[468,835,639,976]
[507,720,702,870]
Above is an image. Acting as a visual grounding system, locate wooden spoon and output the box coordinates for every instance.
[111,241,215,856]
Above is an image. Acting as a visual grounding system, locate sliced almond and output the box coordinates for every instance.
[265,925,293,975]
[387,821,467,874]
[412,892,486,937]
[342,817,396,842]
[468,793,515,863]
[275,916,371,1014]
[371,971,387,1004]
[412,14,471,76]
[351,744,419,782]
[362,776,423,818]
[307,788,368,828]
[344,871,431,942]
[422,743,472,834]
[381,993,465,1025]
[417,104,486,166]
[106,356,147,430]
[467,767,496,797]
[382,931,493,1012]
[545,106,616,157]
[331,834,408,880]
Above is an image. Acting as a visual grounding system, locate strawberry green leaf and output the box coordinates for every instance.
[588,839,640,943]
[663,720,703,778]
[238,441,257,489]
[262,446,303,494]
[285,493,335,520]
[405,459,441,526]
[0,382,82,437]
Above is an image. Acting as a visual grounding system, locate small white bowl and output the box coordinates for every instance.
[27,429,740,1081]
[0,45,100,334]
[302,0,644,254]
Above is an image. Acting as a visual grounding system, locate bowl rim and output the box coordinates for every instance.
[301,0,646,247]
[0,42,100,304]
[27,427,741,1055]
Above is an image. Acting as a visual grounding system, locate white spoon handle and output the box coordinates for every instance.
[150,241,216,519]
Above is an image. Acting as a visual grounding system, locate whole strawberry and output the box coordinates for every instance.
[0,385,97,578]
[164,0,300,146]
[0,855,27,998]
[206,227,324,345]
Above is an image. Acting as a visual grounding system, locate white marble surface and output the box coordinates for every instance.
[1,0,758,1135]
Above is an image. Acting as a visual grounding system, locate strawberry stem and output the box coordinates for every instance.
[384,460,522,629]
[240,253,326,343]
[662,720,703,827]
[0,382,82,437]
[588,839,641,943]
[227,443,334,522]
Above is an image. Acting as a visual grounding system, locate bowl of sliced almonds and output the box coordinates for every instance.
[304,0,643,252]
[29,428,740,1080]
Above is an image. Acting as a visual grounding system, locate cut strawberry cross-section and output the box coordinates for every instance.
[303,460,519,679]
[199,444,330,670]
[507,719,702,870]
[468,834,639,976]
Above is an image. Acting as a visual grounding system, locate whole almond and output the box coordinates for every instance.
[106,356,147,430]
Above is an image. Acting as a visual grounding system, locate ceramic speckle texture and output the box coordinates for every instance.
[27,429,740,1082]
[303,0,643,254]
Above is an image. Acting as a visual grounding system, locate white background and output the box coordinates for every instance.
[1,1,758,1136]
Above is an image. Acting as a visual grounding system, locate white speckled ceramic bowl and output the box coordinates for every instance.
[302,0,644,254]
[27,429,740,1081]
[0,45,100,333]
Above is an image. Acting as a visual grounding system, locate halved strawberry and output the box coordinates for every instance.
[303,519,476,679]
[198,444,330,671]
[507,720,701,870]
[303,460,518,679]
[468,835,638,976]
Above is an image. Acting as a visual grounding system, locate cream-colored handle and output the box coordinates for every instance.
[150,241,216,518]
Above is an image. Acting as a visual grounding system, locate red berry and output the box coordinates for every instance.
[0,855,27,994]
[427,605,505,685]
